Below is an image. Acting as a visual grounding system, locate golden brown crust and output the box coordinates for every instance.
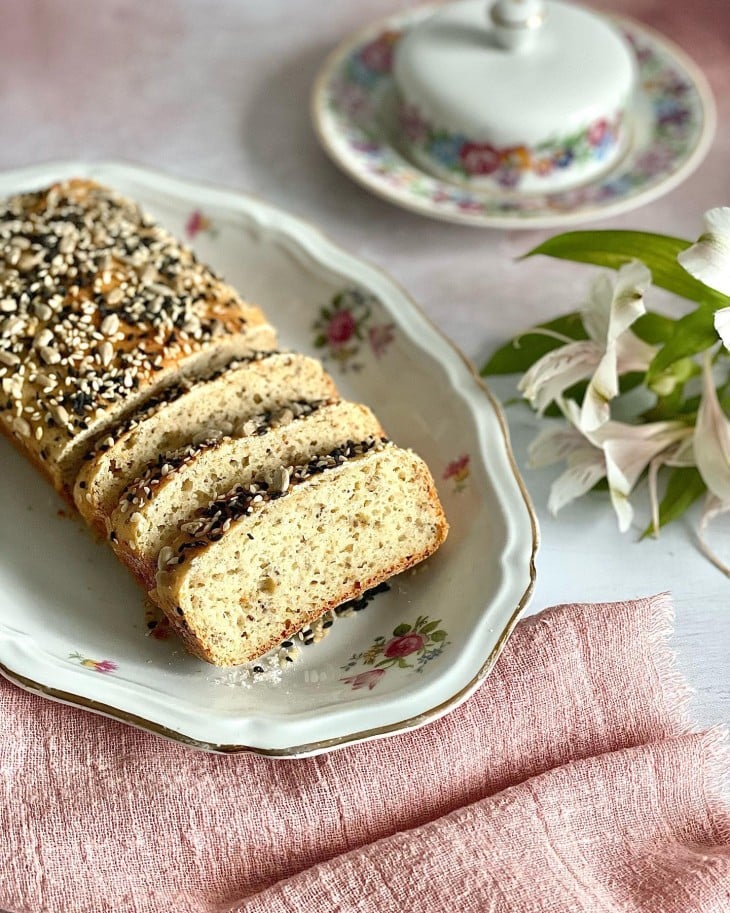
[0,179,275,493]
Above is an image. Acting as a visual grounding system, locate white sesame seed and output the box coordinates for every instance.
[2,317,23,337]
[39,346,61,365]
[18,252,41,272]
[13,416,30,437]
[0,350,20,367]
[99,341,113,366]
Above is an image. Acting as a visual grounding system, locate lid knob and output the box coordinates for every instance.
[489,0,546,52]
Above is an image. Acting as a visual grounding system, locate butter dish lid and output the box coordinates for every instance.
[393,0,637,147]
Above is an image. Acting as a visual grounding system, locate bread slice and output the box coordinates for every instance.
[154,442,449,666]
[110,400,384,590]
[73,352,338,533]
[0,179,276,497]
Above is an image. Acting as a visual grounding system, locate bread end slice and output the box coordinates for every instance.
[154,445,448,666]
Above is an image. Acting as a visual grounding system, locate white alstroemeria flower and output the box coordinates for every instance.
[518,261,655,431]
[677,207,730,350]
[528,421,606,517]
[678,207,730,297]
[695,355,730,504]
[714,308,730,351]
[529,398,693,532]
[692,355,730,575]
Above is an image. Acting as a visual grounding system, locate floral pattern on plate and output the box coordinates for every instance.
[316,10,712,226]
[185,209,218,240]
[341,615,449,690]
[312,287,395,371]
[443,454,470,493]
[68,652,118,674]
[400,104,622,189]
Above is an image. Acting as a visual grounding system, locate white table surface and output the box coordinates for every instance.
[0,0,728,742]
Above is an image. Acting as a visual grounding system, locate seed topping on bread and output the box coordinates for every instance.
[163,436,390,563]
[117,398,331,512]
[0,180,262,448]
[81,350,277,460]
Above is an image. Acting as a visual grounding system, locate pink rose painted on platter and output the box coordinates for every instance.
[327,309,357,346]
[342,669,385,691]
[313,288,394,371]
[384,632,426,659]
[341,616,449,688]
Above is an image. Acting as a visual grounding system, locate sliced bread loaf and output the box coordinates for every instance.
[153,441,449,666]
[0,179,276,497]
[110,400,384,589]
[73,352,338,533]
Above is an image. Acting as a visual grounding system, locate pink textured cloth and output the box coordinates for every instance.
[1,593,728,913]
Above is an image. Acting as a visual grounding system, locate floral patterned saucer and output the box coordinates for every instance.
[311,6,715,229]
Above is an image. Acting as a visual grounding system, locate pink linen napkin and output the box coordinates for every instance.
[1,593,728,913]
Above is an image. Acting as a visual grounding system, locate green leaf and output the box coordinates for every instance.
[523,231,730,308]
[392,623,411,636]
[632,312,677,345]
[481,312,587,376]
[641,467,707,538]
[397,658,413,669]
[313,334,327,348]
[431,630,447,642]
[646,308,718,387]
[420,620,440,634]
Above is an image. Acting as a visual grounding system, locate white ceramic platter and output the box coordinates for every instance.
[311,6,716,229]
[0,162,537,756]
